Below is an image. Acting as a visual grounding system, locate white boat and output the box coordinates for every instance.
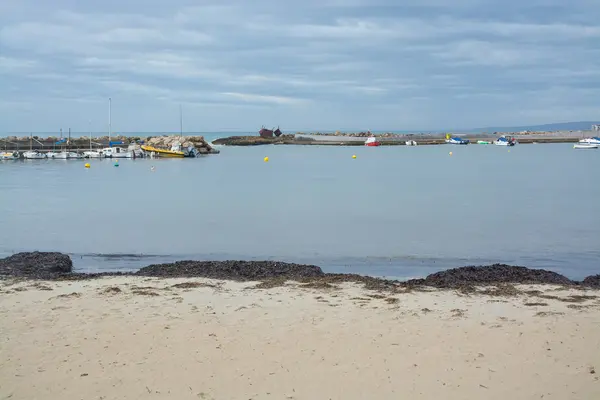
[52,151,83,159]
[0,151,19,160]
[405,140,417,146]
[23,151,47,159]
[579,137,600,145]
[573,143,598,149]
[446,137,470,145]
[101,146,133,158]
[493,135,516,146]
[23,134,47,159]
[83,150,103,158]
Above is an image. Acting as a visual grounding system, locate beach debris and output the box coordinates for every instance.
[582,274,600,288]
[407,264,574,288]
[0,252,72,278]
[137,260,324,281]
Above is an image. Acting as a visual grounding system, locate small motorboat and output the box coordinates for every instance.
[23,151,47,159]
[573,143,598,149]
[0,151,19,160]
[405,140,417,146]
[579,137,600,145]
[83,150,103,158]
[364,136,381,147]
[493,135,516,146]
[102,147,133,158]
[446,137,470,145]
[141,143,185,157]
[477,140,491,144]
[52,151,83,159]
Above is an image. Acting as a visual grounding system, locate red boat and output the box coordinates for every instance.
[364,136,380,146]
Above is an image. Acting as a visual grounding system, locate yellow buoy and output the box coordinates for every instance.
[352,154,357,159]
[264,156,269,162]
[449,151,453,156]
[84,163,90,168]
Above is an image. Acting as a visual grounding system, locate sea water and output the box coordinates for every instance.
[1,142,599,280]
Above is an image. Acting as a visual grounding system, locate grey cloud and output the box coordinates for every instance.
[0,0,599,131]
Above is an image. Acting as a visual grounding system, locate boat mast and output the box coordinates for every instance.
[89,120,92,151]
[68,128,71,152]
[179,104,183,138]
[30,133,33,151]
[108,97,112,146]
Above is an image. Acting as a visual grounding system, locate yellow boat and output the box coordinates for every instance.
[141,145,185,158]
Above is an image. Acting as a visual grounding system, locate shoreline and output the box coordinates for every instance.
[2,252,599,290]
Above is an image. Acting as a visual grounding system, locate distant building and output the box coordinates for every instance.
[592,124,600,131]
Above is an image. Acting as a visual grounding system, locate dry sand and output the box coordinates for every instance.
[1,277,599,400]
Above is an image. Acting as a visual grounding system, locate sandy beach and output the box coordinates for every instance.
[1,276,599,399]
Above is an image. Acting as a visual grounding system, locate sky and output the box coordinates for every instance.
[1,0,599,133]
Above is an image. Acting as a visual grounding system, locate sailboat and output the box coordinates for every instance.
[54,128,83,159]
[83,126,103,158]
[23,133,47,159]
[101,98,135,159]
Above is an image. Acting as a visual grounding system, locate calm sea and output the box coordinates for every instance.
[1,142,599,280]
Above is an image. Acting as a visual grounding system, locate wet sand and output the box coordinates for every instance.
[1,277,599,399]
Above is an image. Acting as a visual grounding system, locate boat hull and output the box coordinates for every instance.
[573,144,598,149]
[0,152,19,160]
[23,151,47,159]
[494,141,515,146]
[83,151,103,158]
[141,145,185,158]
[365,142,381,147]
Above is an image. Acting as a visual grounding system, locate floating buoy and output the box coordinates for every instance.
[264,156,269,162]
[114,162,119,167]
[352,155,357,159]
[84,163,90,168]
[449,151,453,156]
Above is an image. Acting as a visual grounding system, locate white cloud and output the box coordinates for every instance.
[221,92,308,105]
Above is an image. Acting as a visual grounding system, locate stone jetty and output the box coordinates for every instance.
[1,134,219,154]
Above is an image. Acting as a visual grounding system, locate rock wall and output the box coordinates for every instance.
[145,135,219,154]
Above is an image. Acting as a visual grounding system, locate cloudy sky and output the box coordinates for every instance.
[1,0,599,133]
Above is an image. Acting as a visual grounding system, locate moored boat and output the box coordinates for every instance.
[579,137,600,145]
[141,143,185,158]
[477,140,490,144]
[364,136,381,146]
[23,134,46,159]
[493,135,516,146]
[23,151,47,159]
[0,151,19,160]
[84,150,103,158]
[446,137,470,145]
[101,146,133,158]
